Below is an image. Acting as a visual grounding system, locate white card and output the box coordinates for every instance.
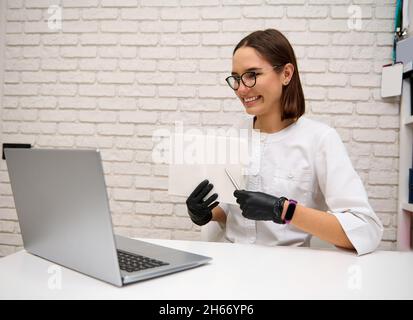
[381,63,403,98]
[167,133,249,205]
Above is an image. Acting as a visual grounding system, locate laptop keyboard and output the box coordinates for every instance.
[117,250,169,273]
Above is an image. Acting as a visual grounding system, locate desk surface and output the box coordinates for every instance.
[1,239,412,299]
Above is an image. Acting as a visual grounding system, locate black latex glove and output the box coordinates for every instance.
[186,179,219,226]
[233,190,286,224]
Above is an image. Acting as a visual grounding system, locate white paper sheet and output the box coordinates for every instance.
[167,133,249,205]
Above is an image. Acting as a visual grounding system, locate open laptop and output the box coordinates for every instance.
[4,148,211,287]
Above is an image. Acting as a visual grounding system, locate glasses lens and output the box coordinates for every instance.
[226,76,239,90]
[241,72,256,88]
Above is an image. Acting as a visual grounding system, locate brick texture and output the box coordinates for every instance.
[0,0,399,256]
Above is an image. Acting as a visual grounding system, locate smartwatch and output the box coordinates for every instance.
[284,199,297,224]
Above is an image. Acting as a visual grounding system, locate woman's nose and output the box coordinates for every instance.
[237,81,250,95]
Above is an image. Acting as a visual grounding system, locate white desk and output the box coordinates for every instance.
[0,239,412,299]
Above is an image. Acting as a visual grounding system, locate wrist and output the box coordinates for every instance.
[273,196,287,224]
[212,208,227,224]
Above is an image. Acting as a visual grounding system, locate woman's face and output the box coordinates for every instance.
[231,46,284,117]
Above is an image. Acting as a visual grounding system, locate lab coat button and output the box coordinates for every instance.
[288,173,294,179]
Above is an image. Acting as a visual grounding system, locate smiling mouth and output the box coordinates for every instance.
[243,95,262,105]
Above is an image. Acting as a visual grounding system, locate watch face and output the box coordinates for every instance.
[285,199,297,222]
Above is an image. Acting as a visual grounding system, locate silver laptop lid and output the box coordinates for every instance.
[5,148,123,287]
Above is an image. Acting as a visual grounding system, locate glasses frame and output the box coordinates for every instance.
[225,64,284,91]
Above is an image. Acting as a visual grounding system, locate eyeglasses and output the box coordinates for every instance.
[225,65,284,91]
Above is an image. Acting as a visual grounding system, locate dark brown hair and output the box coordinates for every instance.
[233,29,305,121]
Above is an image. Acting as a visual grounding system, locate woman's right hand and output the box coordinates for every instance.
[186,179,219,226]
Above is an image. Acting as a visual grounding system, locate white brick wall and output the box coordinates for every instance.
[0,0,400,256]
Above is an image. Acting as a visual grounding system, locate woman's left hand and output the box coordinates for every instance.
[233,190,285,224]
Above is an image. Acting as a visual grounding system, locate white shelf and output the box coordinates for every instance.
[402,203,413,213]
[397,76,413,251]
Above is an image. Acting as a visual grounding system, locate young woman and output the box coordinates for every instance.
[185,29,383,255]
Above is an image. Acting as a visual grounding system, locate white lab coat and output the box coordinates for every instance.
[216,115,383,256]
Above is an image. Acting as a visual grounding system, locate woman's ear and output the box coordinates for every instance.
[282,63,294,85]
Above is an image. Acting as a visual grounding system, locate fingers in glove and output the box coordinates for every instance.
[208,201,219,211]
[195,182,214,202]
[202,193,218,208]
[240,201,246,211]
[236,197,242,205]
[189,179,209,199]
[238,196,250,208]
[240,205,250,218]
[233,189,249,200]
